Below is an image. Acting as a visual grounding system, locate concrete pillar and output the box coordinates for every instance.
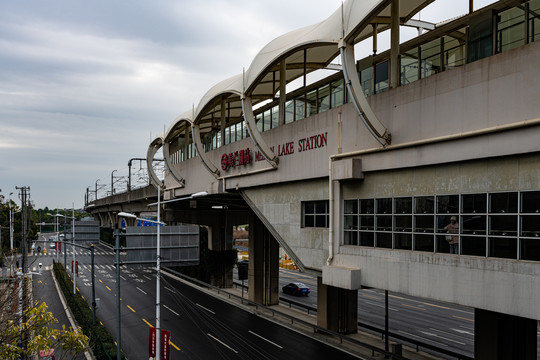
[390,0,400,89]
[475,308,537,360]
[317,277,358,334]
[207,215,234,288]
[248,215,279,305]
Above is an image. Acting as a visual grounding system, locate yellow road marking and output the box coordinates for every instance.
[142,318,153,327]
[389,294,405,300]
[170,341,180,350]
[361,294,381,300]
[127,305,136,313]
[402,303,426,311]
[82,295,85,301]
[99,279,103,283]
[423,302,450,310]
[453,315,474,322]
[100,321,104,326]
[106,286,112,291]
[76,287,80,292]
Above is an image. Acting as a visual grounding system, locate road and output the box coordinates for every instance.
[41,242,362,359]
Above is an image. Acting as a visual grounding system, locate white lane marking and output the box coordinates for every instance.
[398,330,449,346]
[420,331,466,345]
[452,328,474,336]
[120,276,127,281]
[165,286,175,293]
[196,303,215,314]
[207,333,238,353]
[143,275,152,281]
[364,301,398,312]
[136,287,147,295]
[164,305,180,316]
[248,331,283,349]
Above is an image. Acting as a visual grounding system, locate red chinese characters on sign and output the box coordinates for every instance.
[149,326,156,358]
[221,148,251,170]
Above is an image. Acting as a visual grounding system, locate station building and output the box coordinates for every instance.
[97,0,540,358]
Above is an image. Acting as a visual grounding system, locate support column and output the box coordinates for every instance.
[317,277,358,334]
[475,308,537,360]
[390,0,400,89]
[248,215,279,305]
[207,216,234,288]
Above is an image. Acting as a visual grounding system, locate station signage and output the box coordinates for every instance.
[221,132,327,171]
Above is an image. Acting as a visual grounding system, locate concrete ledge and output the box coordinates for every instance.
[322,265,361,290]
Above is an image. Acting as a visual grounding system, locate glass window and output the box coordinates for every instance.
[489,237,517,259]
[490,215,517,236]
[461,236,486,256]
[377,198,392,214]
[521,238,540,261]
[345,215,358,230]
[242,121,249,139]
[497,7,525,53]
[263,109,271,132]
[295,97,305,121]
[360,199,375,214]
[317,85,330,113]
[375,61,389,93]
[360,66,373,97]
[376,215,392,231]
[401,50,419,85]
[395,197,412,214]
[285,100,295,124]
[271,106,279,129]
[360,215,374,230]
[415,215,434,233]
[224,126,230,145]
[345,200,358,214]
[415,234,434,252]
[359,232,374,247]
[530,0,540,43]
[306,89,318,117]
[376,233,392,248]
[344,231,358,246]
[421,38,441,78]
[302,201,328,228]
[395,215,412,232]
[468,16,493,63]
[490,192,518,213]
[521,191,540,212]
[462,193,487,213]
[444,33,466,69]
[395,233,412,250]
[521,215,540,237]
[437,195,459,214]
[331,79,344,108]
[415,196,434,214]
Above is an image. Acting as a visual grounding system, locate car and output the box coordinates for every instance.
[50,242,55,249]
[282,282,310,296]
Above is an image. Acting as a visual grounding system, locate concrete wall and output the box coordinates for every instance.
[243,179,329,270]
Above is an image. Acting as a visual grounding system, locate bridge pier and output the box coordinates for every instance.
[248,215,279,305]
[475,308,537,359]
[317,277,358,334]
[207,218,234,288]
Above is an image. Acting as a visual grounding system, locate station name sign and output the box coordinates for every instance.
[221,132,327,171]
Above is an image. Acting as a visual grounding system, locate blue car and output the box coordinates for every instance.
[282,282,310,296]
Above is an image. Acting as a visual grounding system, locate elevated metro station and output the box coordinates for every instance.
[87,0,540,358]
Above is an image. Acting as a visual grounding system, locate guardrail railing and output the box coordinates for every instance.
[231,280,473,360]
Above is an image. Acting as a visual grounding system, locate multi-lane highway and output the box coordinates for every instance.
[30,239,540,359]
[32,242,361,359]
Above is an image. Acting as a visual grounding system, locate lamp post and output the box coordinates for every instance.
[119,207,167,360]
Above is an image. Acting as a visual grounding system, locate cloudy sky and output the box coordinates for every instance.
[0,0,494,210]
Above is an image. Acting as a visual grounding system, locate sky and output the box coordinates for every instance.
[0,0,495,210]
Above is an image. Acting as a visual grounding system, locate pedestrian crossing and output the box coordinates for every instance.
[32,251,116,257]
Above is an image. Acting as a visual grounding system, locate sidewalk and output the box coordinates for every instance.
[164,270,445,360]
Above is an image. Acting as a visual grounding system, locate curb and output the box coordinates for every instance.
[50,266,95,360]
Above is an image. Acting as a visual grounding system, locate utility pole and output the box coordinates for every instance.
[16,186,30,273]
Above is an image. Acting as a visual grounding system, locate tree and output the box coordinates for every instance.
[0,255,89,359]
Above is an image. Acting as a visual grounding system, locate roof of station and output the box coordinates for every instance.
[169,0,435,136]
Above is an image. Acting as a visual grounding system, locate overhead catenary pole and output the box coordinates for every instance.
[115,217,121,360]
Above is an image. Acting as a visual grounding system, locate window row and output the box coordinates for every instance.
[344,192,540,261]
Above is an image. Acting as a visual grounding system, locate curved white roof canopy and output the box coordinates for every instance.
[147,135,164,189]
[162,0,435,178]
